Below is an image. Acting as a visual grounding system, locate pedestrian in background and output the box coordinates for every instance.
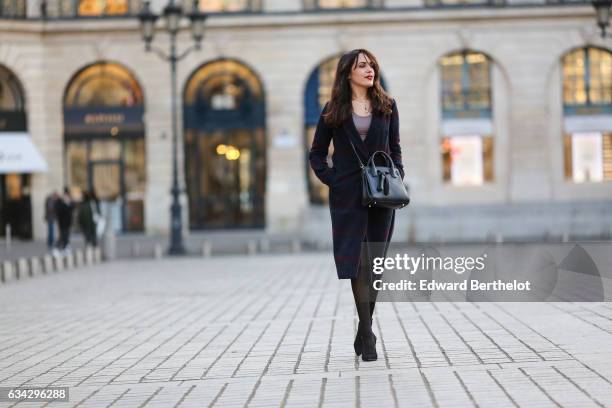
[44,190,59,250]
[309,49,405,362]
[55,187,74,253]
[78,191,99,247]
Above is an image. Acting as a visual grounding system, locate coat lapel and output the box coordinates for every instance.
[343,112,380,163]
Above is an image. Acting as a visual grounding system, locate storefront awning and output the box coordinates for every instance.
[0,132,48,174]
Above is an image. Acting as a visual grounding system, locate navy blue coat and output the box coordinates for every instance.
[309,98,405,279]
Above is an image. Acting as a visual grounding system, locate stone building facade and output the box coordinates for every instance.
[0,0,610,243]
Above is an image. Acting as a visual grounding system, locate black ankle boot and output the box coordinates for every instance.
[354,320,376,357]
[360,328,377,361]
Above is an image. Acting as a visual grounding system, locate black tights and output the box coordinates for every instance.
[351,207,393,332]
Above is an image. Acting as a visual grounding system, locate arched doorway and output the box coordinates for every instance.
[63,62,146,232]
[0,64,33,239]
[183,59,266,229]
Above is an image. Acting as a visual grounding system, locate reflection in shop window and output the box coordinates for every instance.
[564,132,612,183]
[441,135,493,186]
[124,139,146,229]
[66,142,88,196]
[211,83,239,110]
[5,174,23,199]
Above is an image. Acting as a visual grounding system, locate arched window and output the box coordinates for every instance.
[561,46,612,183]
[63,62,146,231]
[181,0,262,12]
[64,63,143,108]
[304,0,382,9]
[0,65,32,239]
[0,65,26,112]
[51,0,140,17]
[0,0,26,18]
[183,59,266,229]
[424,0,505,7]
[439,50,494,186]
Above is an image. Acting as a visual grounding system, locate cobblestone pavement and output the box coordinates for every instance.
[1,253,612,407]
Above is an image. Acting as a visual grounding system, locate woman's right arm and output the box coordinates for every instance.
[308,102,336,186]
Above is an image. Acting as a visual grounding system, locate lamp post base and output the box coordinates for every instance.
[168,200,186,255]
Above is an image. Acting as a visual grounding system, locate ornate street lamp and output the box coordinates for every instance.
[592,0,612,38]
[138,1,207,255]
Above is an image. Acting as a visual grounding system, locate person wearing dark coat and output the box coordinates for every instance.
[308,49,405,362]
[78,191,97,247]
[55,187,74,251]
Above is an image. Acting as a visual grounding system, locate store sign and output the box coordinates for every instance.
[63,106,144,138]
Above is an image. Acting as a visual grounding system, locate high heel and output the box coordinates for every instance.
[353,322,376,357]
[360,330,377,361]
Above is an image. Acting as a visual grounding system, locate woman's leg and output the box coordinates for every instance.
[351,239,372,332]
[363,207,393,320]
[350,207,393,358]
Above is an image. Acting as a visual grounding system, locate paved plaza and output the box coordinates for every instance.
[1,253,612,407]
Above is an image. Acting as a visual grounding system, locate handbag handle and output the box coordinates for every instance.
[368,151,399,178]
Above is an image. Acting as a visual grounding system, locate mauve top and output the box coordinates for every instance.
[352,112,372,141]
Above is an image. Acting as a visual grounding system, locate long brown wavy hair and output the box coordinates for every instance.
[322,49,393,128]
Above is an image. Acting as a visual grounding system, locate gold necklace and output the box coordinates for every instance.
[352,98,371,114]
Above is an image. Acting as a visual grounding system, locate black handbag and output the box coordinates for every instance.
[347,138,410,209]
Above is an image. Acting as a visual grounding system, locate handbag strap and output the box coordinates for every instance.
[346,136,365,169]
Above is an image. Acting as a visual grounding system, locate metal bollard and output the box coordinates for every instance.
[94,248,102,263]
[202,240,212,257]
[16,258,29,280]
[64,252,74,269]
[5,224,10,251]
[247,240,257,256]
[84,247,94,265]
[153,243,163,259]
[29,257,42,276]
[132,242,141,257]
[259,238,270,253]
[1,261,14,282]
[42,255,54,274]
[291,239,301,254]
[74,250,84,267]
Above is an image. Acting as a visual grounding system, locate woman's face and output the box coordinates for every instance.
[348,53,375,90]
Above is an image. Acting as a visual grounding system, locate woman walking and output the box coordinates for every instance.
[308,49,405,362]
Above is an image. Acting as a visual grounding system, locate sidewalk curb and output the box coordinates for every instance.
[0,247,103,285]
